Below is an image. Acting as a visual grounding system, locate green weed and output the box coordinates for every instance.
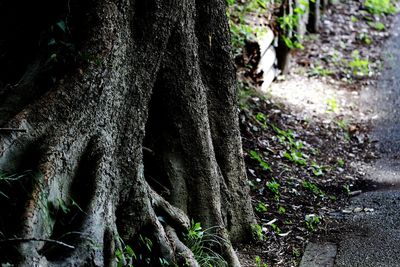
[255,256,269,267]
[271,124,302,150]
[278,0,310,49]
[368,21,385,31]
[278,206,286,214]
[269,222,281,234]
[283,150,307,166]
[343,184,351,195]
[185,221,228,267]
[252,224,266,241]
[349,50,370,76]
[310,65,334,76]
[310,161,324,176]
[115,238,137,267]
[359,33,373,45]
[336,119,348,130]
[255,202,268,213]
[326,98,339,113]
[227,0,269,55]
[255,112,268,128]
[139,235,153,253]
[249,150,271,171]
[266,180,280,198]
[365,0,397,15]
[305,214,321,231]
[292,247,301,257]
[337,158,345,167]
[302,181,325,197]
[351,16,359,22]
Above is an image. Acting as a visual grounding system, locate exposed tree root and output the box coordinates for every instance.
[0,238,74,249]
[165,226,200,267]
[0,128,27,133]
[149,186,190,230]
[149,186,241,267]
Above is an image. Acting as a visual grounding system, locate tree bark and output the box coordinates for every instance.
[276,0,293,75]
[307,0,321,33]
[0,0,254,266]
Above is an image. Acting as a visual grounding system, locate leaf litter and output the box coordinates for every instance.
[235,0,398,266]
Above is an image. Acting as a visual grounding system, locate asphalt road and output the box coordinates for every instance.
[334,14,400,267]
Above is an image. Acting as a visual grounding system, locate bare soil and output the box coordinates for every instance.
[236,1,398,266]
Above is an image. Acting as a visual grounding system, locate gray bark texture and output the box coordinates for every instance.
[0,0,255,266]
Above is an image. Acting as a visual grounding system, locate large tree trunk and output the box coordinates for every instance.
[0,0,255,266]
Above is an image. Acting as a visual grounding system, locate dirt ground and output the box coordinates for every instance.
[236,1,398,266]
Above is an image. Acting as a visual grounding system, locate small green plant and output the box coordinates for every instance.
[292,247,301,258]
[336,119,348,130]
[351,16,359,22]
[227,0,269,55]
[272,124,308,167]
[138,235,153,252]
[365,0,397,15]
[326,98,339,113]
[278,0,310,49]
[283,150,307,166]
[358,33,373,45]
[269,223,281,234]
[270,124,302,150]
[244,0,269,12]
[368,21,386,31]
[255,112,268,128]
[115,237,137,267]
[311,161,324,176]
[284,219,293,225]
[159,258,170,266]
[305,214,321,231]
[47,20,77,63]
[344,130,351,141]
[252,224,266,241]
[337,158,345,167]
[349,50,370,76]
[343,184,351,195]
[310,148,320,156]
[302,181,325,197]
[281,35,304,49]
[229,22,255,50]
[249,150,271,171]
[310,65,334,77]
[331,50,341,62]
[186,222,203,243]
[185,221,228,267]
[57,198,71,214]
[255,202,268,213]
[255,256,269,267]
[278,14,297,32]
[278,206,286,214]
[266,180,280,198]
